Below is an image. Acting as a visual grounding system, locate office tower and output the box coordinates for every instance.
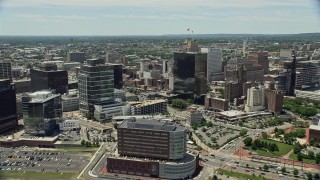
[78,58,114,117]
[107,119,198,179]
[0,79,17,133]
[173,52,207,99]
[107,63,123,89]
[288,51,297,96]
[295,61,319,90]
[245,86,265,112]
[0,60,12,81]
[248,51,269,74]
[22,90,62,136]
[67,51,86,63]
[201,48,223,83]
[205,94,228,111]
[183,38,200,52]
[30,63,68,94]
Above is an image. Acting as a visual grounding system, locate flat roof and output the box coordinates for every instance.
[219,110,246,117]
[310,125,320,131]
[118,119,185,132]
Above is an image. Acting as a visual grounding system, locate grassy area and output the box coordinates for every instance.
[289,153,317,164]
[217,168,271,180]
[0,171,77,180]
[250,139,294,157]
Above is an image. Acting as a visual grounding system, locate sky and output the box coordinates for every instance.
[0,0,320,36]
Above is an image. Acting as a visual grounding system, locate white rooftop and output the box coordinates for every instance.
[310,125,320,131]
[219,110,246,117]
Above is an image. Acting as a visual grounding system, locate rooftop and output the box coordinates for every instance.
[219,110,246,117]
[118,119,185,132]
[310,125,320,131]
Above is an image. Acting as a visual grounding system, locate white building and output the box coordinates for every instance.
[94,102,130,121]
[59,119,80,131]
[62,89,79,112]
[245,86,265,112]
[201,48,223,83]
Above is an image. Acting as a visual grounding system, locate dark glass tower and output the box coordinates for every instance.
[288,50,297,96]
[0,79,17,133]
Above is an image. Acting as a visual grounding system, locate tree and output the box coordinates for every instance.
[308,151,315,160]
[297,153,303,161]
[243,137,253,146]
[81,140,85,145]
[263,164,269,171]
[246,164,249,168]
[281,167,286,174]
[307,172,313,180]
[262,132,268,139]
[239,129,248,136]
[211,137,217,143]
[316,153,320,164]
[314,173,320,180]
[213,175,218,180]
[295,129,306,138]
[207,121,214,127]
[293,168,299,176]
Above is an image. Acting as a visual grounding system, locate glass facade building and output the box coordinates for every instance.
[0,79,17,133]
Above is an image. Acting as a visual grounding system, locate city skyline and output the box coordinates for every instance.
[0,0,319,36]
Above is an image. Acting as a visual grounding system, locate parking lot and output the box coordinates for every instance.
[196,125,240,148]
[86,129,113,143]
[57,130,81,142]
[0,148,90,173]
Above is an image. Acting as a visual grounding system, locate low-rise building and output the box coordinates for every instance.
[187,109,202,125]
[309,125,320,141]
[131,99,167,115]
[59,119,80,131]
[61,90,79,112]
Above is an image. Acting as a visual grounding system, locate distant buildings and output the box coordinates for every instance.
[183,38,200,52]
[107,119,198,179]
[248,51,269,74]
[0,60,12,81]
[67,51,86,64]
[22,90,62,136]
[0,79,17,134]
[130,99,167,115]
[78,58,114,117]
[173,52,207,99]
[30,63,68,94]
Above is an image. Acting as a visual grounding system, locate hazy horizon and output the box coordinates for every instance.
[0,0,320,36]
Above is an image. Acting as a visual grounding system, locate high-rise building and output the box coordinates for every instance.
[78,58,114,117]
[22,90,62,136]
[248,51,269,74]
[183,38,200,52]
[245,86,265,112]
[107,63,123,89]
[0,60,12,81]
[201,48,223,83]
[0,79,17,133]
[30,63,68,94]
[173,52,207,99]
[67,51,86,63]
[264,83,283,115]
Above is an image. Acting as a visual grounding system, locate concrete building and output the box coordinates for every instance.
[245,86,265,112]
[205,95,228,111]
[264,83,283,115]
[248,51,269,74]
[107,118,198,179]
[201,48,223,83]
[187,109,202,125]
[59,119,80,131]
[67,51,86,63]
[22,90,62,136]
[309,125,320,141]
[130,99,167,115]
[30,63,68,94]
[0,79,17,134]
[94,101,128,121]
[61,89,79,112]
[0,60,12,81]
[183,38,200,52]
[295,90,320,101]
[78,58,114,117]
